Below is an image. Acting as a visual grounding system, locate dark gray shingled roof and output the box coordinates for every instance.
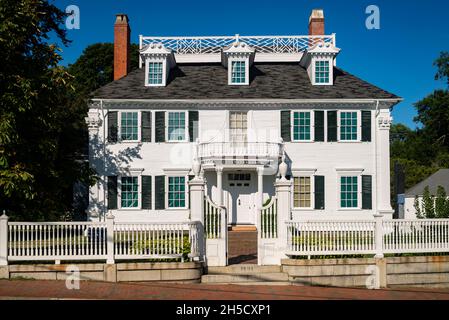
[405,169,449,196]
[91,63,400,100]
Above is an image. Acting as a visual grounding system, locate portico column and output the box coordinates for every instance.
[257,167,264,210]
[216,167,223,206]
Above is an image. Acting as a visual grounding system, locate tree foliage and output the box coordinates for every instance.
[0,0,93,221]
[391,52,449,206]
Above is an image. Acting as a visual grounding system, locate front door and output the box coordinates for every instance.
[225,173,256,225]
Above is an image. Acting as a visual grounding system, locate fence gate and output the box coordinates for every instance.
[204,196,228,266]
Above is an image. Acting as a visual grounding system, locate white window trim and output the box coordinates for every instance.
[145,58,167,87]
[292,174,315,210]
[337,110,361,143]
[118,111,141,143]
[312,58,333,86]
[291,110,315,142]
[166,111,189,143]
[118,173,142,210]
[336,169,364,211]
[165,174,189,210]
[228,58,250,86]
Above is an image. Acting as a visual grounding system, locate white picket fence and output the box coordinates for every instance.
[0,216,201,264]
[286,218,449,257]
[204,196,226,239]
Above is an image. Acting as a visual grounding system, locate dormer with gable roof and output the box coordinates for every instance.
[140,43,176,87]
[222,37,255,85]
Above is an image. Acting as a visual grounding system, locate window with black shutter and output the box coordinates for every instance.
[189,111,199,142]
[314,111,325,142]
[280,110,291,142]
[141,176,152,209]
[141,111,152,142]
[361,111,372,142]
[107,176,118,210]
[155,175,165,210]
[155,112,165,143]
[327,111,337,142]
[107,112,118,143]
[362,175,373,210]
[314,176,325,210]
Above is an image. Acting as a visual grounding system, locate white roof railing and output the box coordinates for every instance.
[139,34,336,65]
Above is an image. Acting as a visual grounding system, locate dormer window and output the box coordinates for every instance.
[315,60,330,84]
[148,62,163,85]
[223,37,255,86]
[231,61,246,84]
[140,43,175,87]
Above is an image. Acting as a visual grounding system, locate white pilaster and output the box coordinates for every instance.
[376,110,394,216]
[106,213,115,264]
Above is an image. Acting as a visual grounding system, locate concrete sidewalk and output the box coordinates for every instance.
[1,280,449,300]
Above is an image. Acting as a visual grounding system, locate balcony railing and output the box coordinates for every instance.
[198,142,282,165]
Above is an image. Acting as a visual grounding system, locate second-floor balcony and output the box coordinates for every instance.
[198,141,283,167]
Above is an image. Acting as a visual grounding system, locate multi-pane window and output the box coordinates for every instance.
[340,112,358,141]
[168,176,186,208]
[340,176,358,208]
[121,112,138,141]
[121,177,138,208]
[293,177,312,208]
[293,112,311,141]
[168,112,186,141]
[229,111,248,144]
[315,60,330,84]
[148,62,163,85]
[231,61,246,84]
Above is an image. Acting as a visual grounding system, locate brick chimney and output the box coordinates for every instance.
[309,9,325,35]
[114,14,131,81]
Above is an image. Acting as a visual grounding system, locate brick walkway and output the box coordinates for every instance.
[1,280,449,300]
[228,230,258,264]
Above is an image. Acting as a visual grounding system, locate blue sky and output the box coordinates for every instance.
[54,0,449,128]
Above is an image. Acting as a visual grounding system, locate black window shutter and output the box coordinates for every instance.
[141,176,152,209]
[189,111,199,142]
[361,111,372,142]
[327,111,337,142]
[314,111,325,142]
[280,110,291,142]
[314,176,325,210]
[155,175,165,210]
[108,112,118,143]
[362,175,373,209]
[141,111,152,142]
[107,176,118,210]
[155,112,165,143]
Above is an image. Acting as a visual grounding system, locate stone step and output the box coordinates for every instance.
[204,281,293,286]
[207,264,281,275]
[201,272,289,284]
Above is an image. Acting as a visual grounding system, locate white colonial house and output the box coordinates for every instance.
[84,10,401,266]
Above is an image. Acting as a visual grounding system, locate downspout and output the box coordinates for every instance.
[374,100,380,215]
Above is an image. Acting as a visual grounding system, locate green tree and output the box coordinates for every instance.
[0,0,91,220]
[414,195,423,219]
[435,186,448,218]
[422,186,435,219]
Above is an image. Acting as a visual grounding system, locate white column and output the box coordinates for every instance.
[217,167,223,206]
[0,213,8,266]
[189,176,206,261]
[257,167,264,210]
[85,111,102,220]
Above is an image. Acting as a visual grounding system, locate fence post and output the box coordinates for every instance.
[106,213,115,264]
[0,212,8,266]
[188,176,206,261]
[374,214,384,258]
